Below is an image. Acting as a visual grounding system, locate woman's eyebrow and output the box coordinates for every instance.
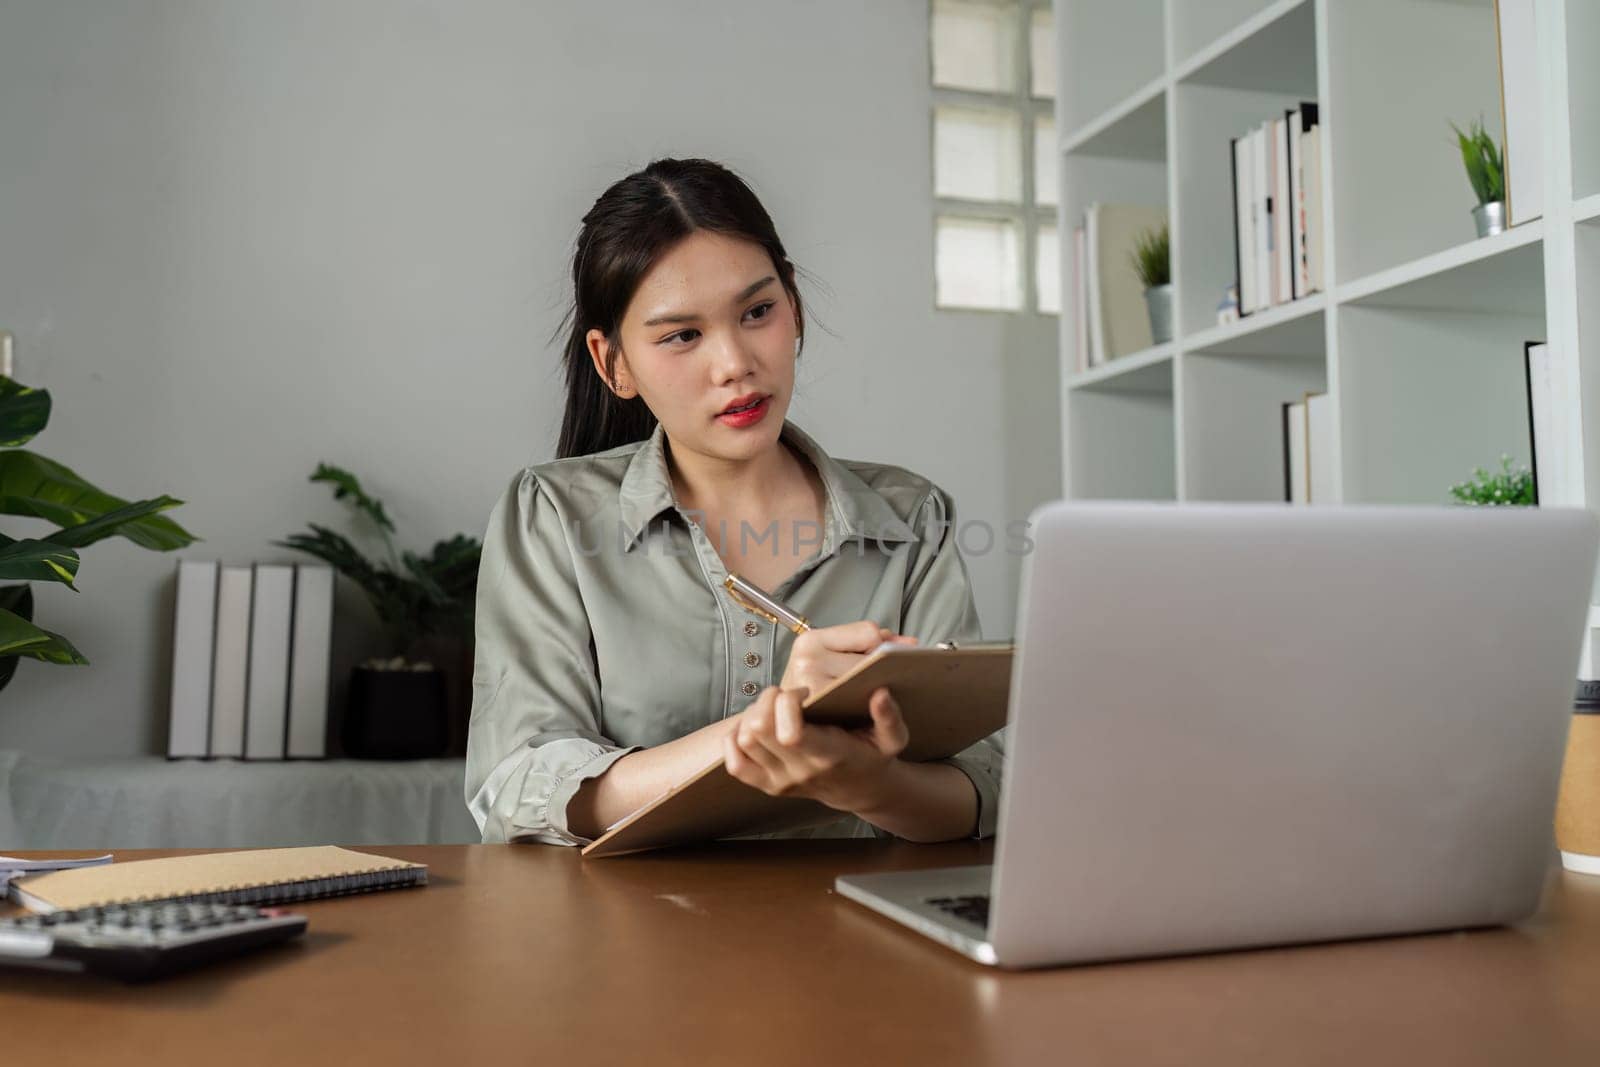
[643,275,777,326]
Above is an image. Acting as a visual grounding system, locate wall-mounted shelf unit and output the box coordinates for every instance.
[1055,0,1593,526]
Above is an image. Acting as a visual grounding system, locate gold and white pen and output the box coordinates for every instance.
[723,573,812,635]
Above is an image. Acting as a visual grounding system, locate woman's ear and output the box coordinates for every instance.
[585,327,635,398]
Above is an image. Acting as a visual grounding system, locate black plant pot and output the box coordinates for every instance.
[343,666,449,759]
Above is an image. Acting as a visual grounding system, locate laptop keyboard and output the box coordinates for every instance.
[927,893,990,928]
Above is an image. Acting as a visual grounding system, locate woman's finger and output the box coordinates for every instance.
[807,620,910,655]
[725,733,774,792]
[775,687,809,746]
[736,719,789,780]
[867,687,910,757]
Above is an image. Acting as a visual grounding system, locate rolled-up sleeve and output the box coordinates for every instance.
[899,486,1006,839]
[465,470,639,845]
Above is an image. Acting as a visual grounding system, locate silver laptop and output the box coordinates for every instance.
[837,503,1599,969]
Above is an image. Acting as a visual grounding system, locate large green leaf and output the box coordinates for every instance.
[0,379,51,447]
[0,450,197,551]
[0,584,31,690]
[45,496,192,550]
[0,603,86,664]
[0,538,78,587]
[311,463,395,533]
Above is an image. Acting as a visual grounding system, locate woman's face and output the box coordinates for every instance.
[587,230,799,466]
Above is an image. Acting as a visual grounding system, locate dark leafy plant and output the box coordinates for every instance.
[0,376,198,693]
[1129,223,1170,289]
[1450,455,1534,506]
[277,464,481,661]
[1451,119,1505,206]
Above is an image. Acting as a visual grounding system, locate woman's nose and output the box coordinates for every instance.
[710,333,757,384]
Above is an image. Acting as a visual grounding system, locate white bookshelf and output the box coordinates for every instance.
[1055,0,1596,533]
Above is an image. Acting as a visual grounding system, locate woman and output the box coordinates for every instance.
[466,158,1002,846]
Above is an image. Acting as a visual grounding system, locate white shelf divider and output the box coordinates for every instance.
[1068,343,1175,391]
[1060,75,1168,157]
[1335,222,1545,308]
[1183,293,1326,356]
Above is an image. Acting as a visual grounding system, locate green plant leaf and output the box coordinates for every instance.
[0,450,197,551]
[0,538,79,587]
[1451,119,1505,206]
[1129,223,1171,288]
[0,584,31,690]
[0,379,51,447]
[44,496,193,550]
[311,463,395,533]
[0,602,87,663]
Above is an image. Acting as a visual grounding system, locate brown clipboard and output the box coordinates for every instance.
[581,644,1013,858]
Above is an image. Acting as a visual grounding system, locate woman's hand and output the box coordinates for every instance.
[778,620,917,696]
[723,684,909,815]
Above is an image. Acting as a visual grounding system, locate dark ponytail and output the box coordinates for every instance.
[555,158,807,459]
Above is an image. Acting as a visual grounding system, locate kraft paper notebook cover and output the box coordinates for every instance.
[10,845,427,913]
[582,645,1013,858]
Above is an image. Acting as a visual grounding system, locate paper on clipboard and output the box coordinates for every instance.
[581,642,1013,858]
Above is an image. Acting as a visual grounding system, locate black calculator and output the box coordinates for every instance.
[0,900,307,981]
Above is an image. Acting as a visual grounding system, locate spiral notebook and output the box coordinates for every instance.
[7,846,427,913]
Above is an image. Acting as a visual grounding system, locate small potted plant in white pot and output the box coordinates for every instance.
[1131,223,1172,345]
[1451,119,1506,238]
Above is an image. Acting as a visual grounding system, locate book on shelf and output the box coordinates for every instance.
[1073,224,1089,372]
[1288,102,1320,299]
[1526,341,1586,507]
[169,560,336,762]
[1082,201,1166,364]
[167,560,218,759]
[1495,0,1543,226]
[244,563,294,761]
[1232,105,1322,315]
[1253,122,1271,312]
[287,564,334,759]
[1304,123,1325,295]
[1283,399,1308,504]
[1281,391,1334,504]
[1306,392,1335,504]
[1232,134,1256,315]
[1272,115,1292,306]
[207,564,252,759]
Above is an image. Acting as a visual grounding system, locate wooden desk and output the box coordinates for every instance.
[4,842,1600,1065]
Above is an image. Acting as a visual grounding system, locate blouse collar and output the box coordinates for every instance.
[617,420,920,553]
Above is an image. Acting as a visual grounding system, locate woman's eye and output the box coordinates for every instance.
[744,301,775,323]
[662,329,700,345]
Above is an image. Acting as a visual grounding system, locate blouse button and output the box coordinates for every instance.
[744,652,762,668]
[741,681,759,696]
[743,621,761,637]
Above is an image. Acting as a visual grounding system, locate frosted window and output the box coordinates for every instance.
[1036,223,1061,314]
[935,106,1023,203]
[932,1,1018,94]
[1031,9,1056,99]
[936,216,1023,310]
[1034,116,1058,207]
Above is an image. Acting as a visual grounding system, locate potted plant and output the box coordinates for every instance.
[0,375,197,694]
[278,465,480,758]
[1451,119,1506,238]
[1131,223,1172,345]
[1449,455,1534,506]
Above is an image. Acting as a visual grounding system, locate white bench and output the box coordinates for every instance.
[0,750,479,849]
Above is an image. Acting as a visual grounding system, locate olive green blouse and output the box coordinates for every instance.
[464,420,1004,845]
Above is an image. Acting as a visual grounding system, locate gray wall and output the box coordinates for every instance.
[0,0,1060,758]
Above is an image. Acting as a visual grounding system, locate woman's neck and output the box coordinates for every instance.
[665,432,817,521]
